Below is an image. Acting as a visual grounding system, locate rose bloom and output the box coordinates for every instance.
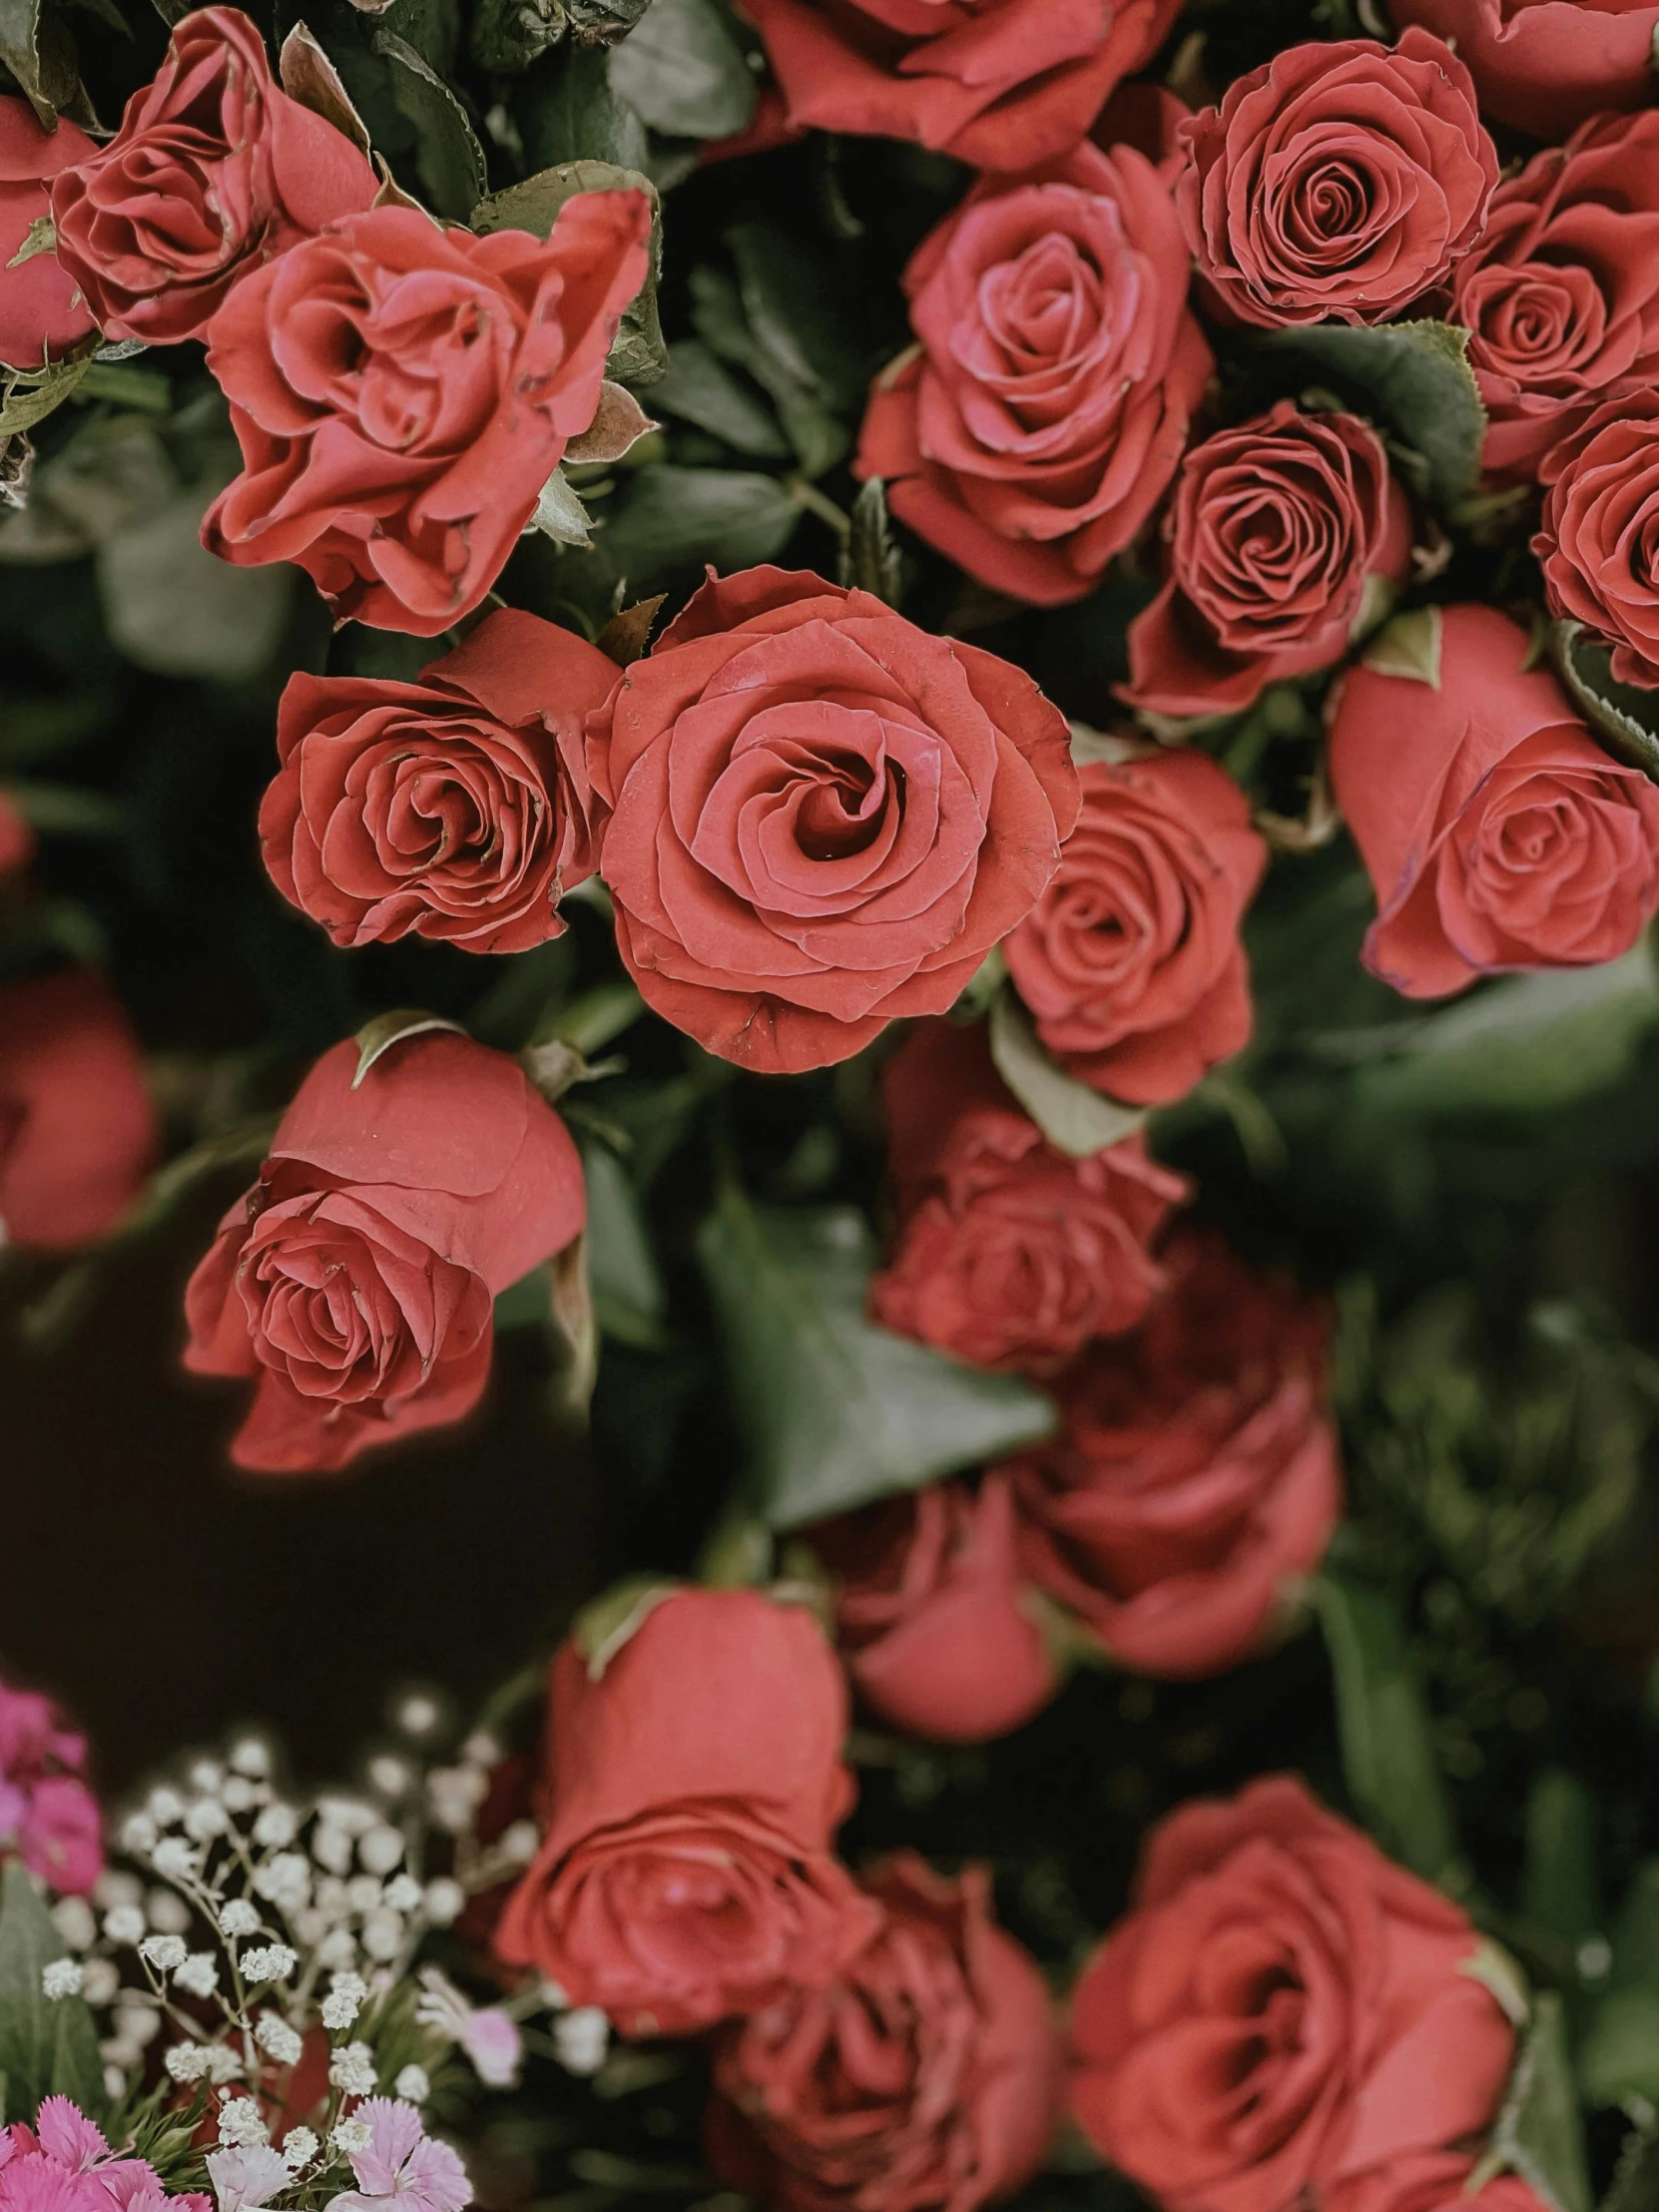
[806,1473,1061,1744]
[0,790,34,879]
[184,1029,585,1474]
[1123,405,1412,719]
[0,96,95,367]
[999,1230,1341,1678]
[201,197,652,637]
[591,567,1079,1074]
[1070,1776,1516,2212]
[1178,32,1496,330]
[856,142,1212,608]
[1004,752,1265,1110]
[1389,0,1659,140]
[0,969,157,1252]
[1537,388,1659,688]
[264,611,619,955]
[50,7,376,347]
[494,1587,879,2036]
[0,1672,103,1898]
[1329,604,1659,1000]
[1330,2154,1552,2212]
[737,0,1183,172]
[869,1019,1187,1376]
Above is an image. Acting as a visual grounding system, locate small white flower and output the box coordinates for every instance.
[255,2013,303,2067]
[121,1813,159,1856]
[421,1880,464,1930]
[320,1970,365,2031]
[230,1739,269,1780]
[318,1798,376,1839]
[42,1959,84,2000]
[330,2120,371,2156]
[148,1788,185,1827]
[360,1911,403,1963]
[221,1777,256,1816]
[427,1768,487,1836]
[345,1875,382,1916]
[461,1733,501,1767]
[176,1953,220,1999]
[82,1959,120,2006]
[152,1838,201,1883]
[52,1898,96,1951]
[220,1901,260,1939]
[316,1929,358,1972]
[95,1870,143,1910]
[252,1805,296,1850]
[554,2007,609,2078]
[311,1828,353,1877]
[239,1945,297,1985]
[281,2128,318,2173]
[104,1906,146,1946]
[396,1695,440,1739]
[216,2096,270,2150]
[147,1888,192,1936]
[358,1825,404,1877]
[190,1762,225,1796]
[328,2042,376,2099]
[367,1757,411,1801]
[383,1876,422,1916]
[165,2042,216,2083]
[499,1821,539,1867]
[206,2045,245,2084]
[102,2063,125,2101]
[140,1934,189,1974]
[254,1853,309,1913]
[393,2065,429,2104]
[114,1999,161,2048]
[186,1799,230,1843]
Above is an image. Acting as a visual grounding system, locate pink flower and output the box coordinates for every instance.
[0,1679,102,1897]
[0,2105,197,2212]
[332,2103,470,2212]
[456,2010,520,2090]
[206,2149,288,2212]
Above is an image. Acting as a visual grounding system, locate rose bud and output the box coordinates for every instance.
[1538,388,1659,688]
[494,1587,879,2036]
[856,142,1212,608]
[1331,2154,1554,2212]
[0,969,158,1252]
[1178,32,1496,329]
[999,1230,1341,1679]
[1329,604,1659,1000]
[1070,1776,1517,2212]
[709,1853,1060,2212]
[1390,0,1659,141]
[0,96,95,367]
[183,1029,586,1475]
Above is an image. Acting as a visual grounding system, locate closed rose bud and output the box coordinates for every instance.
[0,969,157,1253]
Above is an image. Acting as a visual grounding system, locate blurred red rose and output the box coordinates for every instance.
[201,197,652,637]
[1330,2154,1553,2212]
[494,1587,878,2036]
[869,1019,1187,1375]
[999,1230,1340,1678]
[856,142,1212,608]
[1537,390,1659,688]
[0,969,157,1252]
[183,1030,585,1474]
[1329,604,1659,999]
[0,791,34,879]
[1070,1776,1516,2212]
[591,567,1079,1074]
[1389,0,1659,140]
[1178,33,1495,329]
[264,612,619,955]
[709,1853,1060,2212]
[1004,752,1266,1107]
[0,96,95,367]
[50,7,376,347]
[738,0,1183,172]
[1123,404,1411,719]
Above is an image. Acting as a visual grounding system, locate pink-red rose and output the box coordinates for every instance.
[1004,751,1266,1107]
[0,969,157,1252]
[1537,389,1659,687]
[0,96,95,367]
[494,1587,878,2036]
[856,142,1212,608]
[738,0,1183,172]
[1389,0,1659,141]
[0,1673,103,1898]
[1330,2154,1553,2212]
[1123,404,1412,718]
[1329,604,1659,999]
[183,1029,585,1474]
[1178,32,1496,330]
[0,790,34,879]
[998,1230,1341,1678]
[49,7,376,347]
[869,1019,1187,1376]
[709,1853,1060,2212]
[264,612,619,955]
[1070,1776,1516,2212]
[201,198,652,637]
[590,566,1079,1074]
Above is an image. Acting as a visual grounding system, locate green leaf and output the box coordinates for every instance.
[372,30,487,218]
[1310,1569,1459,1882]
[518,41,648,173]
[698,1185,1057,1530]
[1256,319,1487,510]
[840,475,902,606]
[607,0,755,138]
[649,340,790,458]
[1552,620,1659,783]
[525,464,594,548]
[601,464,802,586]
[97,488,293,681]
[1522,1770,1602,1950]
[494,1261,554,1331]
[0,356,89,434]
[582,1140,668,1346]
[689,227,864,476]
[1362,605,1441,687]
[1490,1993,1593,2212]
[472,158,665,386]
[0,0,78,123]
[351,1008,467,1087]
[469,0,565,72]
[988,990,1146,1157]
[0,1861,104,2124]
[1581,1862,1659,2106]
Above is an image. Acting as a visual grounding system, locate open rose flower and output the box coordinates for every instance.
[1329,604,1659,999]
[0,96,95,367]
[183,1029,585,1474]
[1178,32,1496,329]
[1537,389,1659,687]
[709,1853,1060,2212]
[264,612,619,954]
[0,969,157,1253]
[856,142,1212,608]
[591,567,1079,1074]
[49,7,376,347]
[869,1018,1187,1375]
[1123,405,1411,718]
[738,0,1183,172]
[494,1587,878,2036]
[0,1673,103,1897]
[1389,0,1659,140]
[1331,2155,1553,2212]
[998,1230,1341,1678]
[201,197,653,637]
[1070,1776,1516,2212]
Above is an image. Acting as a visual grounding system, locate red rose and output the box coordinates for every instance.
[738,0,1183,172]
[201,197,653,637]
[1330,2154,1552,2212]
[1178,33,1496,330]
[183,1029,585,1474]
[1389,0,1659,141]
[0,790,34,879]
[807,1473,1061,1743]
[0,96,95,367]
[998,1230,1341,1678]
[869,1019,1187,1375]
[1537,389,1659,687]
[856,143,1213,609]
[263,612,619,955]
[1004,752,1265,1108]
[0,969,157,1252]
[1070,1776,1516,2212]
[1123,405,1412,719]
[1329,604,1659,999]
[49,7,376,347]
[494,1587,878,2036]
[709,1853,1060,2212]
[591,567,1080,1075]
